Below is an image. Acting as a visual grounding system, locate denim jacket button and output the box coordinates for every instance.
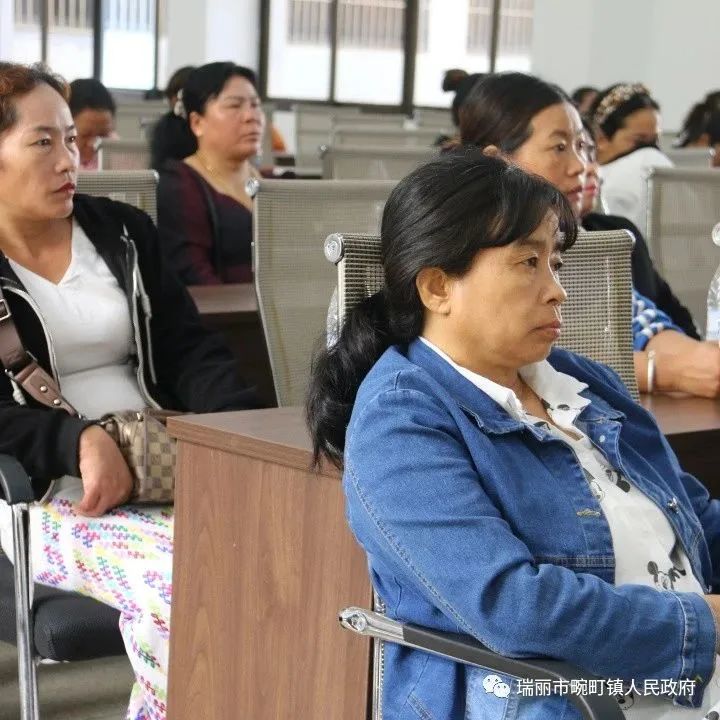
[667,497,679,512]
[599,435,606,443]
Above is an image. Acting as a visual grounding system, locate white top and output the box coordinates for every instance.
[420,337,720,716]
[9,221,146,419]
[600,146,673,235]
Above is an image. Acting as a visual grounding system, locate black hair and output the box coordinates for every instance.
[590,84,659,140]
[151,61,257,169]
[149,111,197,170]
[165,65,195,102]
[451,72,484,127]
[306,149,578,468]
[676,91,720,147]
[459,72,570,153]
[570,86,598,107]
[442,68,468,93]
[68,78,116,116]
[182,62,257,118]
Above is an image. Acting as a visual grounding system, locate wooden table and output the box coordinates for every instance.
[641,393,720,496]
[188,284,277,408]
[166,407,371,720]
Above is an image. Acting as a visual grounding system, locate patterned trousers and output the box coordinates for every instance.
[2,481,173,720]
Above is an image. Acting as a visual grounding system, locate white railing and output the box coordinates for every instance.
[288,0,407,49]
[467,0,533,57]
[497,0,533,56]
[14,0,153,31]
[467,0,492,54]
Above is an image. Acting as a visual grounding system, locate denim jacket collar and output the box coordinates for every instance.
[405,338,625,435]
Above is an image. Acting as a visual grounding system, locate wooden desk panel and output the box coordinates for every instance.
[641,394,720,496]
[167,409,371,720]
[188,284,277,408]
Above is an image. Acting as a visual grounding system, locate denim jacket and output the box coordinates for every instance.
[343,339,720,720]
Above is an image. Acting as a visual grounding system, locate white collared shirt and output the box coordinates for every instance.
[420,336,718,716]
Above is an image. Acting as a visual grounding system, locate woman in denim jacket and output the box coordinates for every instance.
[307,151,720,719]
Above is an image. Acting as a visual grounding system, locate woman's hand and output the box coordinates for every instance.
[76,425,133,516]
[638,332,720,398]
[657,341,720,398]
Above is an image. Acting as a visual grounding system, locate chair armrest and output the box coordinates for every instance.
[340,607,625,720]
[0,455,35,505]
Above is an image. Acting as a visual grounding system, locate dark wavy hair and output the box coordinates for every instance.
[459,72,570,153]
[306,149,578,468]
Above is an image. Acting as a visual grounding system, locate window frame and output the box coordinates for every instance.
[25,0,162,94]
[258,0,525,111]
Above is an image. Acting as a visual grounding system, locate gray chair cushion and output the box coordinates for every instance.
[0,553,125,661]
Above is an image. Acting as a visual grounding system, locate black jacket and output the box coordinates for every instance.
[0,194,259,494]
[582,212,700,339]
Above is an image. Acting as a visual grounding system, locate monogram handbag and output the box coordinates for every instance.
[0,284,177,504]
[100,409,179,504]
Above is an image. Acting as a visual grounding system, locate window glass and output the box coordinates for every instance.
[334,0,406,105]
[268,0,332,100]
[495,0,534,72]
[102,0,157,89]
[47,0,94,80]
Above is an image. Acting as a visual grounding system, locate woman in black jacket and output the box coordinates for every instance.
[0,62,258,720]
[579,120,700,339]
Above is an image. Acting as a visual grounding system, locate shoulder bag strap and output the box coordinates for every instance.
[0,283,78,416]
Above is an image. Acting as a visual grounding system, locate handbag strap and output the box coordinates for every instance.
[0,283,78,416]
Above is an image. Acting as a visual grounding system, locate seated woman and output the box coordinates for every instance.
[580,119,700,339]
[589,83,673,232]
[0,62,258,720]
[307,149,720,719]
[459,72,720,397]
[675,92,720,168]
[157,62,264,285]
[68,77,117,170]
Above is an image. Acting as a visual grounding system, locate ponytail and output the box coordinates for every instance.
[305,149,578,470]
[306,292,394,468]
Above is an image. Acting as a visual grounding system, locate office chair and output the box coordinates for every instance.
[645,165,720,336]
[77,169,159,225]
[0,456,124,720]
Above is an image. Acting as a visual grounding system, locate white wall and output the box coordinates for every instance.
[164,0,260,86]
[532,0,719,131]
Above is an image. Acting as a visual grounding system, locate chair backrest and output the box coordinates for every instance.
[416,108,452,128]
[665,147,714,168]
[253,179,397,406]
[76,170,159,224]
[332,125,444,148]
[98,138,151,171]
[645,166,720,335]
[328,229,638,398]
[114,101,167,140]
[321,144,436,180]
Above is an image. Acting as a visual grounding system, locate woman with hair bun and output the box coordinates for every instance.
[156,62,264,285]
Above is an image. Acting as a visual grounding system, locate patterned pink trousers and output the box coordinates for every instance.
[29,493,173,720]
